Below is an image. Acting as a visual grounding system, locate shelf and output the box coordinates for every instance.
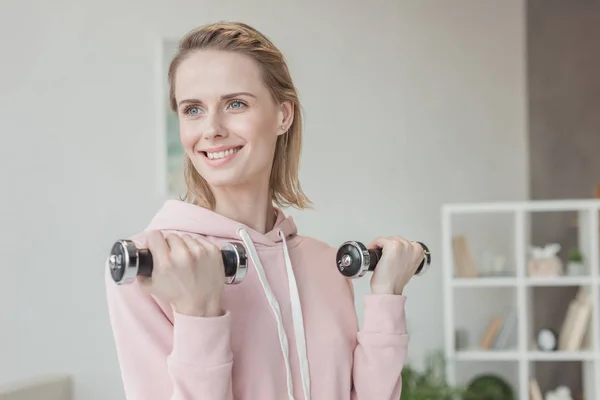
[452,277,517,287]
[453,350,598,362]
[453,350,520,361]
[525,276,594,287]
[527,351,596,362]
[443,199,600,213]
[451,276,597,288]
[443,199,600,400]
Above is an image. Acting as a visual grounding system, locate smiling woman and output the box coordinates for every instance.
[105,20,421,400]
[167,28,309,212]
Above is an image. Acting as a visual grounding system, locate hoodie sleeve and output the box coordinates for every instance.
[104,262,234,400]
[348,281,408,400]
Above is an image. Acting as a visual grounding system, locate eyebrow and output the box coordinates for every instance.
[178,92,256,107]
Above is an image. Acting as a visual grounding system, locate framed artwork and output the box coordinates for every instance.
[157,38,186,197]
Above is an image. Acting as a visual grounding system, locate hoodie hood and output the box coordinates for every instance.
[145,199,298,247]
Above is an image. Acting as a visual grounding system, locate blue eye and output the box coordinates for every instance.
[186,107,200,116]
[229,100,246,109]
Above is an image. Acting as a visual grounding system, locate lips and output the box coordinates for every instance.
[199,146,244,162]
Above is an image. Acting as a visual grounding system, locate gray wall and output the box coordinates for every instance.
[527,0,600,395]
[0,1,529,398]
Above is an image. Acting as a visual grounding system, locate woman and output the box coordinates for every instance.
[105,21,424,400]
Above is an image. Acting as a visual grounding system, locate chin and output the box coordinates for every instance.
[203,174,247,188]
[189,146,269,190]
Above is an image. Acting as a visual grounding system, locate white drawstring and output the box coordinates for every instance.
[279,231,311,400]
[237,228,311,400]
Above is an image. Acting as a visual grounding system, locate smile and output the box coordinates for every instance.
[200,145,244,166]
[204,147,242,160]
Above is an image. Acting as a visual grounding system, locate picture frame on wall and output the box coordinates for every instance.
[156,37,186,198]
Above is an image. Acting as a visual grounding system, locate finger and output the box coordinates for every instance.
[192,235,220,254]
[146,230,170,258]
[165,233,188,254]
[393,235,409,244]
[411,241,426,257]
[367,236,392,250]
[181,234,205,256]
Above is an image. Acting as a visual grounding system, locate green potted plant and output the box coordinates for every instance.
[566,248,585,276]
[401,350,515,400]
[401,350,466,399]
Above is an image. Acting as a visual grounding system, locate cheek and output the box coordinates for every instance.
[229,114,264,137]
[217,119,274,158]
[240,114,279,146]
[179,122,200,152]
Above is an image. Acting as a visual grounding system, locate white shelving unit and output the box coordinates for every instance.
[442,199,600,399]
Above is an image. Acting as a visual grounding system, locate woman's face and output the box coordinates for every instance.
[174,49,293,189]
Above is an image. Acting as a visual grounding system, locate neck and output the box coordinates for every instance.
[211,176,277,234]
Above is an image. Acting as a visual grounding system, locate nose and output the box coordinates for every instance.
[203,111,228,140]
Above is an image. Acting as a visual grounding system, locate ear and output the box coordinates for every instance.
[277,100,294,136]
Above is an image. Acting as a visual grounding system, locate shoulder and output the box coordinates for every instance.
[288,234,345,276]
[289,234,356,297]
[289,234,337,256]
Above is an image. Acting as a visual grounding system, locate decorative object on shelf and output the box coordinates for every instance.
[466,374,515,400]
[536,328,558,351]
[455,328,469,350]
[527,243,563,277]
[565,248,586,276]
[546,386,573,400]
[482,252,509,276]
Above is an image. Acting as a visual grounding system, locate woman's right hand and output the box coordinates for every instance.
[137,230,226,317]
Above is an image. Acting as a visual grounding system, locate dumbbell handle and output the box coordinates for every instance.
[336,240,431,279]
[108,239,247,285]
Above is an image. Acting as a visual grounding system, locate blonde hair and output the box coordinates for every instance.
[167,21,312,210]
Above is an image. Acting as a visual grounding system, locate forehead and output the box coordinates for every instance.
[174,49,266,100]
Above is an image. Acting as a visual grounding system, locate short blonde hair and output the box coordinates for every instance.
[167,21,312,210]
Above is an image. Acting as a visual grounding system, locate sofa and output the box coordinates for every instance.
[0,375,73,400]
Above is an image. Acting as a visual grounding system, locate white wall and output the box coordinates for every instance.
[0,0,528,399]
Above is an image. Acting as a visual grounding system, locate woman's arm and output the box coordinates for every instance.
[104,262,234,400]
[348,281,409,400]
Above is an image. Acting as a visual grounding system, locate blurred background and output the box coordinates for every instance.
[0,0,598,399]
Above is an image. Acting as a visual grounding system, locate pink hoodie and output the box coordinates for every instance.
[105,199,408,400]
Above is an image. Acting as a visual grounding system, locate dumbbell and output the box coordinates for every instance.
[336,240,431,279]
[107,239,248,285]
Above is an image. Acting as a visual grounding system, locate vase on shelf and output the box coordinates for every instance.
[528,243,563,277]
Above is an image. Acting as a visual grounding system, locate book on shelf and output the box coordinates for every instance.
[557,287,593,351]
[529,378,543,400]
[492,307,517,350]
[480,315,503,349]
[478,307,517,350]
[452,235,479,278]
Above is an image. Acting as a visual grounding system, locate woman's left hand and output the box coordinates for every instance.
[367,236,425,295]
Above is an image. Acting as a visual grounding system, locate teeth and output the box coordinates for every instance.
[207,147,240,160]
